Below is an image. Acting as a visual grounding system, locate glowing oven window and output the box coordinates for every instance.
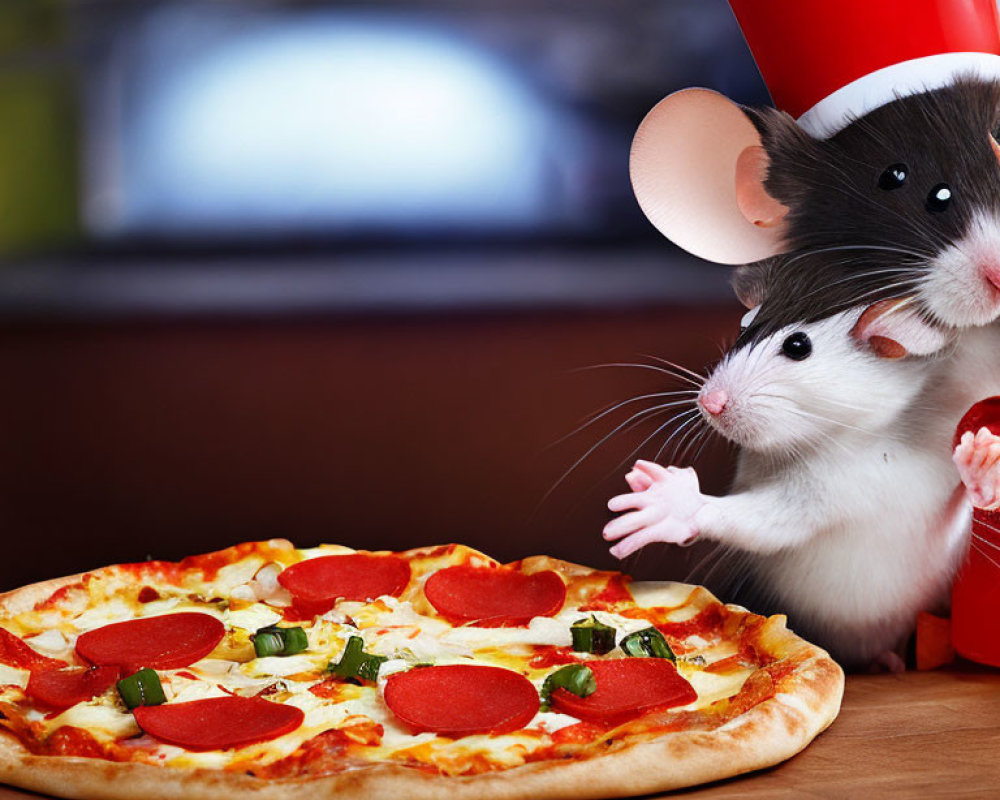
[88,7,590,238]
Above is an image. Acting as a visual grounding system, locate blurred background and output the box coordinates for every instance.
[0,0,768,590]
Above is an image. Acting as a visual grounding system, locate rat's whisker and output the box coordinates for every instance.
[753,392,905,442]
[640,354,707,384]
[601,409,703,490]
[549,390,699,449]
[674,422,712,466]
[684,542,726,584]
[538,402,697,508]
[686,426,718,468]
[647,411,704,465]
[571,363,698,385]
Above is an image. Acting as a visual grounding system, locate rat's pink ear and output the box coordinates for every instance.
[851,299,948,359]
[630,88,791,265]
[990,134,1000,166]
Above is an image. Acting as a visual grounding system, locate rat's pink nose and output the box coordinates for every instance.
[700,389,728,416]
[981,260,1000,293]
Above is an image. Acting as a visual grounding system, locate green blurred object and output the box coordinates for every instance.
[0,0,79,257]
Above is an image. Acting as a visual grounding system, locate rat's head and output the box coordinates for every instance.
[631,78,1000,329]
[751,77,1000,328]
[698,299,949,453]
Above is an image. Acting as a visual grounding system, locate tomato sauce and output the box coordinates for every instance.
[178,541,270,581]
[249,729,352,778]
[43,726,110,759]
[528,646,580,669]
[702,655,745,674]
[0,629,64,671]
[33,578,90,612]
[309,679,353,700]
[578,574,634,611]
[654,604,725,639]
[137,586,160,603]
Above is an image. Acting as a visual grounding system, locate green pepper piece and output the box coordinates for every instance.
[253,625,309,658]
[620,627,676,661]
[252,630,285,658]
[570,616,617,655]
[117,668,166,710]
[278,626,309,656]
[540,663,596,711]
[328,636,387,683]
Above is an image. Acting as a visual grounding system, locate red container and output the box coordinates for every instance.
[952,398,1000,667]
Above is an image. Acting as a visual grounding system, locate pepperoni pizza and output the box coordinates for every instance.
[0,541,843,799]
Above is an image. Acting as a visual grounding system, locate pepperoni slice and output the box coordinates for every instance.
[75,613,225,673]
[26,666,121,710]
[133,696,304,751]
[423,565,566,626]
[277,554,411,616]
[0,628,66,672]
[550,658,696,725]
[384,665,539,738]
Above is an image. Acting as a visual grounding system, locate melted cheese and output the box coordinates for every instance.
[0,545,765,775]
[224,603,282,632]
[0,664,29,689]
[54,702,140,739]
[676,666,756,711]
[627,581,696,608]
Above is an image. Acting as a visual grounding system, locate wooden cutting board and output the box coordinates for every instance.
[0,666,997,799]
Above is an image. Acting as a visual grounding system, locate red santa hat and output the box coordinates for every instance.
[729,0,1000,138]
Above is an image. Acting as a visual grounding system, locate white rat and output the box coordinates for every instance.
[603,300,1000,669]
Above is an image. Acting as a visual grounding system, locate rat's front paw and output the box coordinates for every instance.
[868,650,906,674]
[603,461,704,558]
[953,427,1000,511]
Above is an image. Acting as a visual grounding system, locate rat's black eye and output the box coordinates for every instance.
[926,183,952,213]
[781,332,812,361]
[878,163,908,190]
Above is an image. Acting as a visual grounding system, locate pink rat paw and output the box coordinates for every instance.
[624,467,654,493]
[603,460,706,559]
[953,427,1000,511]
[868,650,906,675]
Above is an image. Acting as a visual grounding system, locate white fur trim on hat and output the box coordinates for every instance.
[797,51,1000,138]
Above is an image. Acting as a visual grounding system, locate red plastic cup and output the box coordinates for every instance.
[952,398,1000,667]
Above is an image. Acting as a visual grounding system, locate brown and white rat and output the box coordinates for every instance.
[602,299,1000,670]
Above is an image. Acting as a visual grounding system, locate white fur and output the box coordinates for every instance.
[702,309,927,453]
[705,321,1000,665]
[601,310,1000,667]
[922,210,1000,327]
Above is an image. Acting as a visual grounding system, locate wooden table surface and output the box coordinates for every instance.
[1,666,998,799]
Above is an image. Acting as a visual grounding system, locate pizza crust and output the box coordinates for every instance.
[0,575,88,617]
[0,565,844,800]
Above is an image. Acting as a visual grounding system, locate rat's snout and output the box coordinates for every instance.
[699,389,728,417]
[979,258,1000,294]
